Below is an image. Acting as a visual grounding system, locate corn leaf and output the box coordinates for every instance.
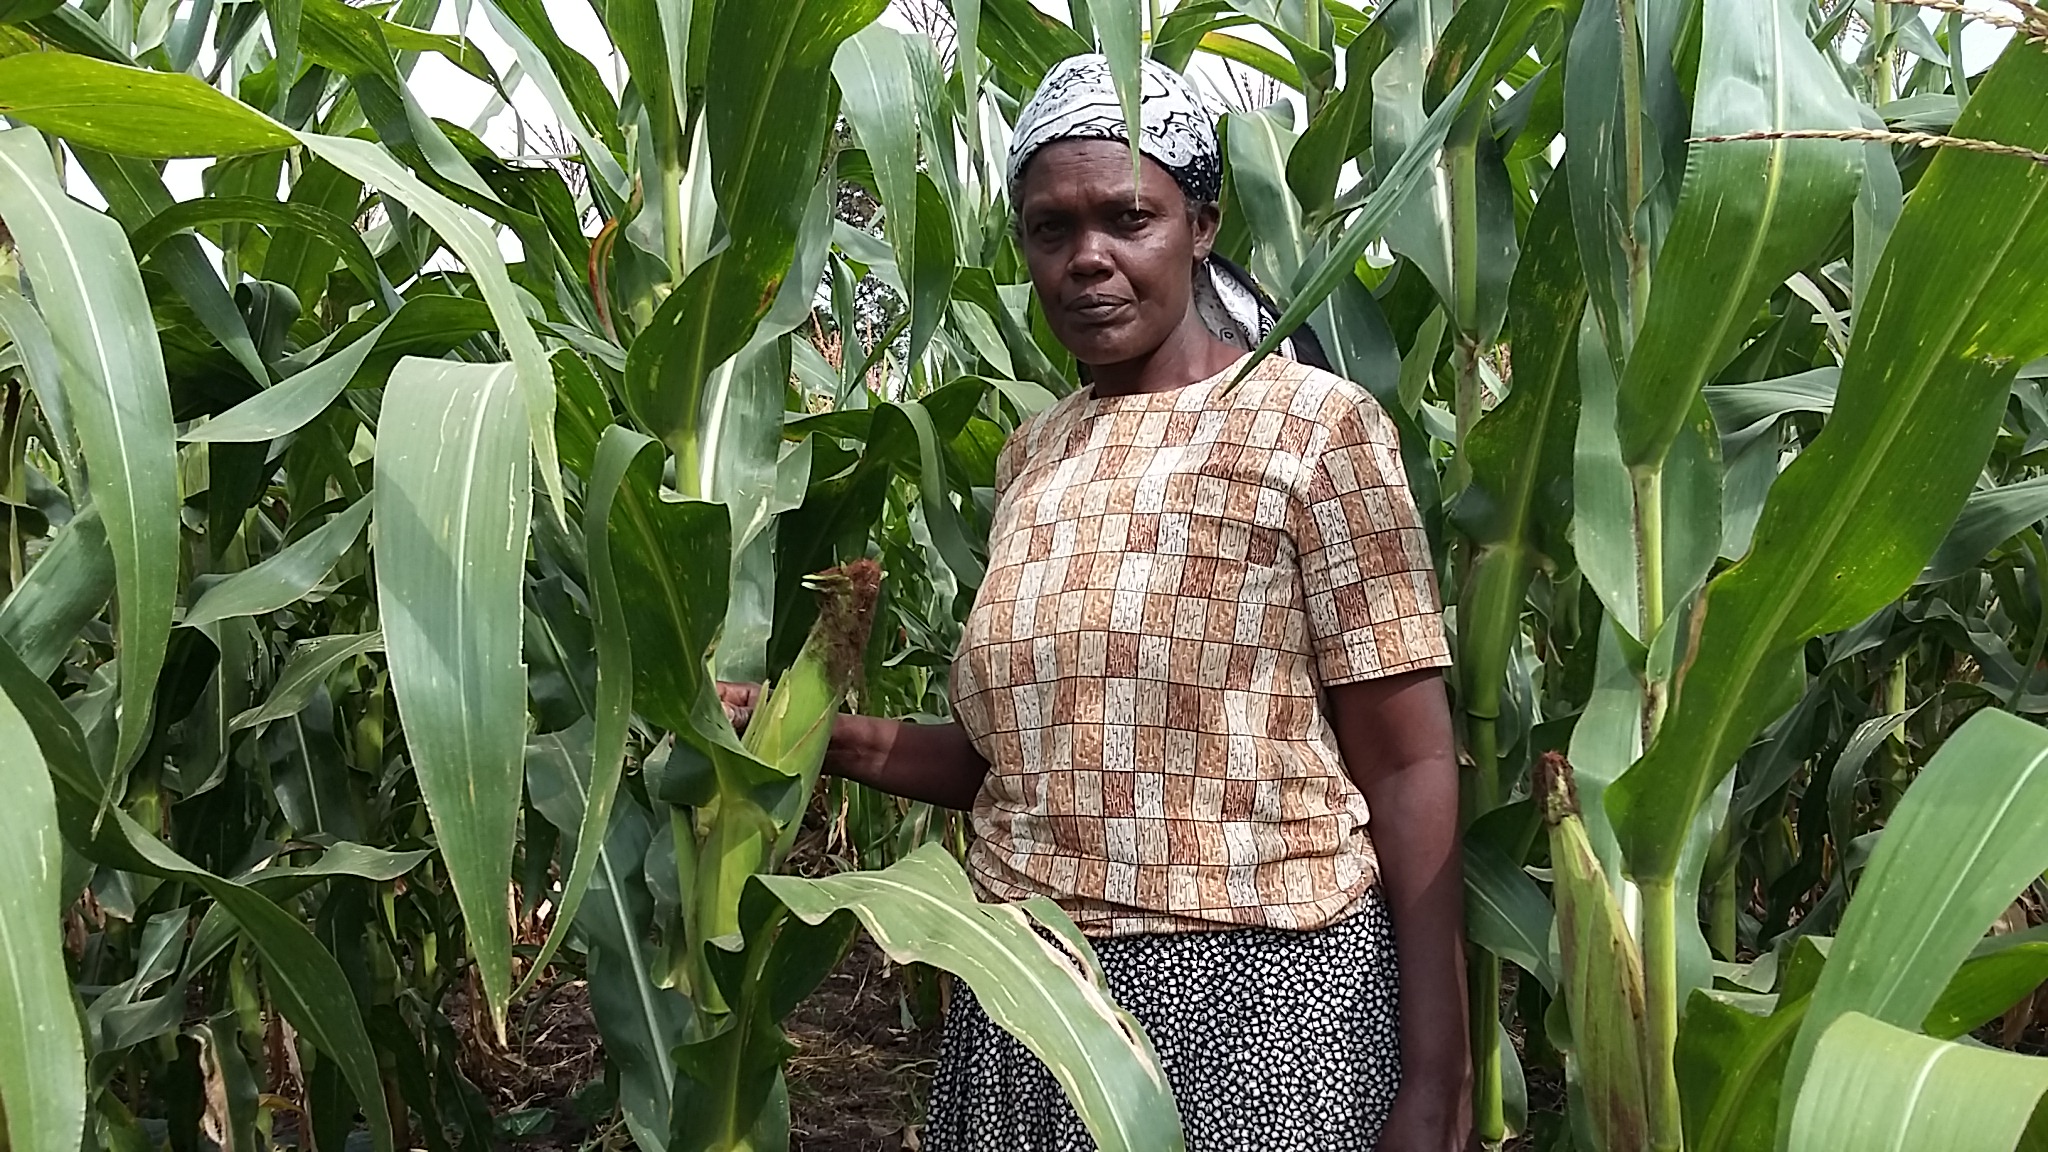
[756,845,1187,1152]
[0,674,84,1152]
[1780,708,2048,1148]
[182,498,371,629]
[180,314,399,445]
[0,54,294,157]
[0,638,392,1152]
[0,508,113,679]
[623,0,887,457]
[834,23,921,344]
[511,428,639,1001]
[1791,1013,2048,1152]
[230,632,382,733]
[374,358,533,1037]
[1614,0,1863,471]
[296,133,562,515]
[1606,41,2048,885]
[0,127,178,780]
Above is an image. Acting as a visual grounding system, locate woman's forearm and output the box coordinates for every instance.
[826,714,990,811]
[1328,671,1473,1102]
[1363,757,1473,1088]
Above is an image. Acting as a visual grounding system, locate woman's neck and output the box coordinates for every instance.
[1086,308,1243,398]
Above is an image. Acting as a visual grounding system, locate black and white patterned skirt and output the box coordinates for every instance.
[923,889,1402,1152]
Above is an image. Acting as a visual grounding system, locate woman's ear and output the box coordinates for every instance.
[1190,200,1222,261]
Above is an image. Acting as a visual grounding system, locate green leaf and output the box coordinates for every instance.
[1287,21,1387,216]
[623,0,888,454]
[230,632,382,733]
[1920,476,2048,585]
[182,498,371,629]
[1230,59,1485,383]
[1563,0,1635,375]
[1678,989,1805,1152]
[374,358,533,1038]
[181,313,399,445]
[1226,105,1308,293]
[132,196,397,313]
[69,149,274,390]
[1926,928,2048,1040]
[1791,1013,2048,1152]
[510,428,638,1001]
[1091,0,1144,197]
[975,0,1090,87]
[1606,42,2048,884]
[0,667,84,1152]
[0,285,82,491]
[1614,0,1863,471]
[295,132,562,515]
[0,55,294,157]
[757,845,1187,1152]
[835,23,921,343]
[474,0,626,199]
[0,639,393,1152]
[1781,709,2048,1148]
[524,747,687,1152]
[1464,834,1556,993]
[0,128,178,779]
[0,509,113,679]
[1455,172,1582,755]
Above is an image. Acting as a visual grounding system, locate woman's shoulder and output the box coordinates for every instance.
[1227,355,1391,433]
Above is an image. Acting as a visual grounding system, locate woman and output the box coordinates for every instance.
[728,54,1471,1152]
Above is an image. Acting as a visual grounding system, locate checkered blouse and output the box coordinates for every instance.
[950,355,1450,936]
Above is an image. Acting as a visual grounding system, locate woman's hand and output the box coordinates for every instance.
[1375,1079,1474,1151]
[717,681,760,733]
[713,681,990,810]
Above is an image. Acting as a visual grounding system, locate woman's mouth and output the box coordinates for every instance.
[1069,295,1131,322]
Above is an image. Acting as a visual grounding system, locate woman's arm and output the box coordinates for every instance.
[717,683,990,810]
[1326,668,1473,1152]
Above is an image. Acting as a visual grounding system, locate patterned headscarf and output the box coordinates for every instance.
[1005,54,1322,366]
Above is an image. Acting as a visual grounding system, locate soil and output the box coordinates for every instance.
[783,941,940,1151]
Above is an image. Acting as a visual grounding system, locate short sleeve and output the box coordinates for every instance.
[1291,391,1450,686]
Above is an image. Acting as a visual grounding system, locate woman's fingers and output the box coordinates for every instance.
[716,681,761,730]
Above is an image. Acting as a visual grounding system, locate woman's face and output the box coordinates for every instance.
[1015,139,1220,368]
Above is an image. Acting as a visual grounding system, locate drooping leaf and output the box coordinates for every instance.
[374,359,533,1038]
[230,632,382,733]
[1606,42,2048,885]
[1920,476,2048,585]
[0,128,178,778]
[132,196,398,314]
[295,133,562,514]
[757,845,1187,1151]
[511,428,638,1001]
[835,22,921,340]
[0,508,113,679]
[0,55,295,157]
[180,315,398,445]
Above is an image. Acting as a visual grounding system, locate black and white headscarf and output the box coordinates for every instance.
[1006,53,1326,366]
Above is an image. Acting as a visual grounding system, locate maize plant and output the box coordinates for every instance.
[1,0,2048,1150]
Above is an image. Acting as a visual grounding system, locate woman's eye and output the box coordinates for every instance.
[1118,210,1152,229]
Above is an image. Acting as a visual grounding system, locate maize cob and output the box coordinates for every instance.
[1539,750,1655,1152]
[696,560,882,948]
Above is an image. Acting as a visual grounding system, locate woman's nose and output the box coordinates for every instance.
[1068,228,1113,277]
